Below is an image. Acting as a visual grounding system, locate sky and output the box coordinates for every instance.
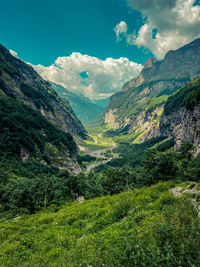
[1,0,200,100]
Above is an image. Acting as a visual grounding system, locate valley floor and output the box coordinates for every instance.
[78,130,118,172]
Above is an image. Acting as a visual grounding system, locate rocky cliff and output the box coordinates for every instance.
[160,76,200,155]
[160,105,200,155]
[102,38,200,143]
[122,38,200,92]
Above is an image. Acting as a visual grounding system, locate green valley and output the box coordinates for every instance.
[1,27,200,267]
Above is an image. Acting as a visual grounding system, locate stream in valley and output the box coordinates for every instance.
[85,145,117,173]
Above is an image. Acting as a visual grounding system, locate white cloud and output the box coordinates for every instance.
[33,53,142,100]
[114,21,128,41]
[9,49,18,58]
[115,0,200,59]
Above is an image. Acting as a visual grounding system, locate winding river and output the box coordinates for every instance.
[85,145,117,173]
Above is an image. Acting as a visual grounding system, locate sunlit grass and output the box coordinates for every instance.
[1,181,200,266]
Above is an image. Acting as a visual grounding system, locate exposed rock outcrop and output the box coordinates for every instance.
[105,109,119,128]
[131,105,163,143]
[159,76,200,155]
[160,105,200,155]
[143,57,158,69]
[170,183,200,218]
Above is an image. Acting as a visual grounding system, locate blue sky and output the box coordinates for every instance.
[1,0,200,100]
[0,0,152,65]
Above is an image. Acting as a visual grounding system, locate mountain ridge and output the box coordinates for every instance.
[98,38,200,145]
[0,44,86,138]
[0,43,86,174]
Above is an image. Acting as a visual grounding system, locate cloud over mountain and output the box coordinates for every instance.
[115,0,200,59]
[32,53,142,100]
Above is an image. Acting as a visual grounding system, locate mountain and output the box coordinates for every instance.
[160,76,200,155]
[51,83,104,124]
[0,96,82,174]
[0,44,85,138]
[99,38,200,143]
[93,97,110,108]
[0,44,86,174]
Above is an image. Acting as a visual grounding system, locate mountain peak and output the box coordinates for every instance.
[143,57,157,69]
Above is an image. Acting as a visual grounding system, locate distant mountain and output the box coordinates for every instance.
[93,98,110,108]
[51,83,104,124]
[0,44,86,174]
[98,38,200,143]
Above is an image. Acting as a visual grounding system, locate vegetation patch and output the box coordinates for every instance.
[164,76,200,115]
[0,96,77,158]
[20,82,55,112]
[0,182,200,266]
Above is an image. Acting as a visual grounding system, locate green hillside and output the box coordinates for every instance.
[0,96,77,158]
[164,76,200,115]
[1,181,200,266]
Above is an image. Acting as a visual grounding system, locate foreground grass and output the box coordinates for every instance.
[0,181,200,266]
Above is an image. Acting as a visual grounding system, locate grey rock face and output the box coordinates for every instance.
[160,105,200,155]
[143,58,158,69]
[123,38,200,94]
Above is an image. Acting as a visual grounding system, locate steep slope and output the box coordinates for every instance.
[160,76,200,155]
[0,44,86,138]
[51,83,104,124]
[100,38,200,143]
[0,96,81,174]
[1,182,200,266]
[122,38,200,93]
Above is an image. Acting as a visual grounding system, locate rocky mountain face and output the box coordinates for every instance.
[102,38,200,143]
[160,76,200,155]
[51,83,104,124]
[122,38,200,92]
[160,105,200,155]
[0,44,85,174]
[143,57,158,69]
[0,44,86,138]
